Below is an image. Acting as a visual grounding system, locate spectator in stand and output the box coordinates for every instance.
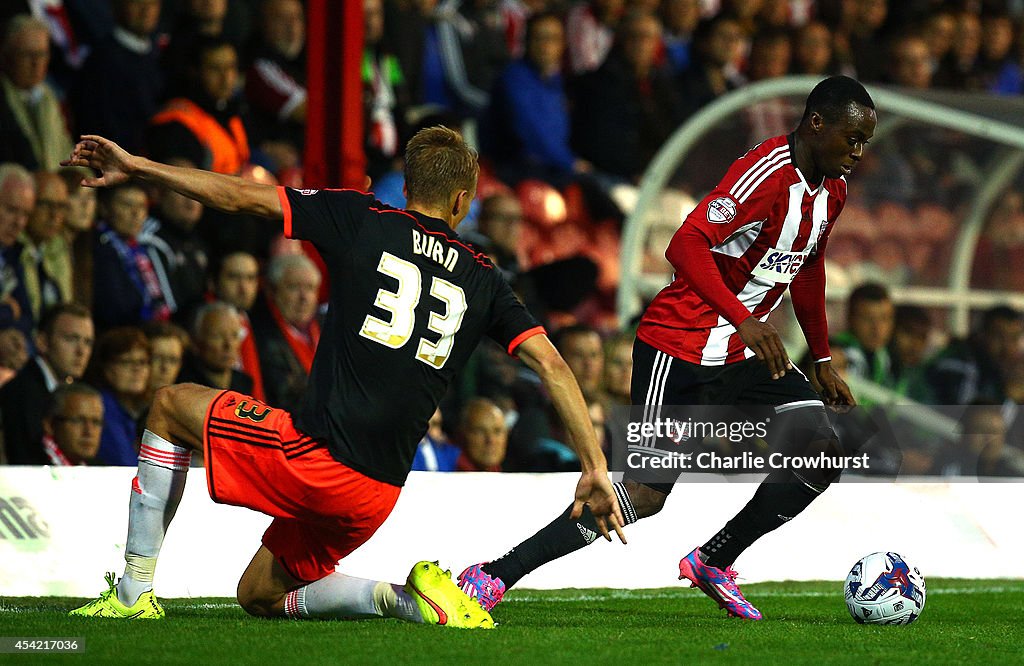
[886,33,933,90]
[935,402,1024,477]
[427,0,509,119]
[0,302,93,464]
[363,0,410,180]
[382,0,436,106]
[87,326,151,466]
[20,172,71,322]
[503,324,605,472]
[251,254,321,413]
[142,320,188,394]
[602,330,632,406]
[411,406,461,471]
[925,306,1024,405]
[571,10,685,184]
[144,159,209,321]
[208,250,264,400]
[600,330,631,458]
[565,0,624,75]
[678,14,745,121]
[244,0,306,172]
[889,305,933,402]
[469,192,524,278]
[485,11,591,187]
[162,0,244,97]
[922,10,956,70]
[149,36,250,175]
[455,397,509,471]
[39,383,105,466]
[978,12,1022,96]
[0,16,74,170]
[93,183,173,331]
[660,0,700,75]
[832,0,888,83]
[0,2,88,82]
[747,28,791,81]
[554,324,604,402]
[791,21,840,77]
[0,163,35,348]
[744,28,794,140]
[58,169,98,308]
[177,301,253,395]
[833,282,896,388]
[934,10,983,91]
[73,0,165,155]
[497,0,546,58]
[0,327,27,385]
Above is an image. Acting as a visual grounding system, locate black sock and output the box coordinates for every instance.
[701,474,825,569]
[482,505,602,589]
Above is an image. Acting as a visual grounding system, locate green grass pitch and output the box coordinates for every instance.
[2,580,1021,664]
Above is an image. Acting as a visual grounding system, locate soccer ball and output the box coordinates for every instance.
[844,552,926,625]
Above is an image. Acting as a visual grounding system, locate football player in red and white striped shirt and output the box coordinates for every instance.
[459,76,876,620]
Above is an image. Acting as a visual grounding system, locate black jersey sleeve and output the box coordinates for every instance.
[487,275,545,355]
[280,187,375,250]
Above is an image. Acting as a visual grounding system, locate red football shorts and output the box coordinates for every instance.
[203,390,401,583]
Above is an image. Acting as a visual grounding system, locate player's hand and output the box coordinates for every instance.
[814,360,856,411]
[737,317,792,379]
[60,135,137,188]
[571,468,627,545]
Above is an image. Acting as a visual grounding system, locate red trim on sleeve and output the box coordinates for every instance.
[277,186,293,238]
[507,326,546,356]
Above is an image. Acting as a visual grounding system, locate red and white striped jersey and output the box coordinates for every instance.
[637,134,845,366]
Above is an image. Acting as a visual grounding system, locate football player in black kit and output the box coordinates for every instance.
[63,126,624,627]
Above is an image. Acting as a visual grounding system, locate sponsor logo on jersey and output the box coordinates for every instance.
[751,248,809,284]
[299,189,319,195]
[706,196,737,224]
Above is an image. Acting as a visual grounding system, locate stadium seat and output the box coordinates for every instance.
[516,179,567,228]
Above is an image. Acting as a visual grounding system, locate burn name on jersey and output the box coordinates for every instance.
[412,229,459,272]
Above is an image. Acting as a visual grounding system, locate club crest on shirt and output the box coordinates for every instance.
[706,196,737,224]
[299,189,319,195]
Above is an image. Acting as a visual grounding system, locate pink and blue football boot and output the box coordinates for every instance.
[678,548,763,620]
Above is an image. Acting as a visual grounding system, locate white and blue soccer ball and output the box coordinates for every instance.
[844,552,926,625]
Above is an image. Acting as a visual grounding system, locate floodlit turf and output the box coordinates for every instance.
[2,579,1021,664]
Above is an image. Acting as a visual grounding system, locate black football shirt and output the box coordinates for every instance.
[279,187,542,485]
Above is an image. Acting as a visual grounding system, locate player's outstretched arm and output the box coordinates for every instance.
[62,135,283,219]
[516,334,626,544]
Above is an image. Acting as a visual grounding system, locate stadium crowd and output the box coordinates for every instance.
[0,0,1022,477]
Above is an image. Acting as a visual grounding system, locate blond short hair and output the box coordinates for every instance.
[403,126,478,208]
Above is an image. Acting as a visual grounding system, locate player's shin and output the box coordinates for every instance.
[701,470,827,569]
[283,574,422,622]
[482,482,639,588]
[701,404,842,569]
[117,430,191,607]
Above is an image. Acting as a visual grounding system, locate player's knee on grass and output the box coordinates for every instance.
[237,547,298,618]
[622,480,668,519]
[236,572,289,618]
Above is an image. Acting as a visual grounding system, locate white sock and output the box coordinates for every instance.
[283,573,423,623]
[116,430,191,606]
